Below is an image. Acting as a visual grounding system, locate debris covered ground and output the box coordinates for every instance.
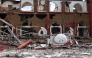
[0,37,92,58]
[0,44,92,58]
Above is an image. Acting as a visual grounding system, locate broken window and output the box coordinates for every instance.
[21,22,34,38]
[51,22,61,34]
[78,22,89,37]
[21,26,34,38]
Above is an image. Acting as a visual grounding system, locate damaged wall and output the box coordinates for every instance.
[50,14,89,26]
[0,0,90,36]
[4,14,21,26]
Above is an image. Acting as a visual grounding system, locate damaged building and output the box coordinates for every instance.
[0,0,92,58]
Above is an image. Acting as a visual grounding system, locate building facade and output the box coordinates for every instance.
[0,0,91,37]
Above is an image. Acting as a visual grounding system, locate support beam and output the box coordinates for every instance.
[46,14,50,35]
[90,0,92,37]
[62,2,65,13]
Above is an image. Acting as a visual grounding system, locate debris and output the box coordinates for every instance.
[0,43,6,51]
[81,52,90,55]
[18,40,32,49]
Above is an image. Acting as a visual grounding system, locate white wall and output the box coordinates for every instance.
[2,1,13,7]
[1,1,20,8]
[69,1,87,12]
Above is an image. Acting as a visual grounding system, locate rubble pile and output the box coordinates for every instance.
[0,46,92,58]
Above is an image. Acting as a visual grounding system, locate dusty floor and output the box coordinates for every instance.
[0,46,92,58]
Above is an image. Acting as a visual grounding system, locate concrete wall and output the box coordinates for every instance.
[0,0,90,36]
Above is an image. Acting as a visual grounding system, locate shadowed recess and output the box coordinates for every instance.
[36,14,47,20]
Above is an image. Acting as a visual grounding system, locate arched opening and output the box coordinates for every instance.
[73,3,82,12]
[21,2,33,11]
[78,22,88,37]
[49,2,58,12]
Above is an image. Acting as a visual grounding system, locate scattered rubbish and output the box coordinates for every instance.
[0,43,6,51]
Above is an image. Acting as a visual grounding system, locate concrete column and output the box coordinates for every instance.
[90,0,92,37]
[46,14,50,35]
[61,2,65,13]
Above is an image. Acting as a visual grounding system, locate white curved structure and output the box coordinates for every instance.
[38,27,47,36]
[54,34,68,44]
